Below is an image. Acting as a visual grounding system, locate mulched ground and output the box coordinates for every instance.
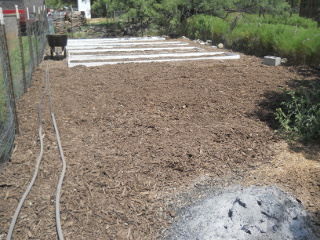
[0,39,319,239]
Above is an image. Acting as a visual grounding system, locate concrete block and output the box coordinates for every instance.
[263,56,281,66]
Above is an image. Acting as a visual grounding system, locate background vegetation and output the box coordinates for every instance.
[46,0,319,65]
[182,14,320,65]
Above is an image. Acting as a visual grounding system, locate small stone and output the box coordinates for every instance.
[218,43,224,49]
[168,210,176,217]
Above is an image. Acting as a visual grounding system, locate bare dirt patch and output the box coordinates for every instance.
[87,18,107,24]
[0,40,319,239]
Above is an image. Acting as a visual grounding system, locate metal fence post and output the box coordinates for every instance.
[40,6,47,57]
[44,5,49,35]
[39,6,43,54]
[39,6,45,56]
[0,8,19,134]
[33,5,39,66]
[26,7,34,79]
[15,5,27,93]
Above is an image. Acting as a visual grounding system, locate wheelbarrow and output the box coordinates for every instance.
[46,34,68,58]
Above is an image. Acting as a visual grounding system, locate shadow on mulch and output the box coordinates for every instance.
[43,55,66,61]
[288,141,320,163]
[252,66,320,162]
[251,89,285,130]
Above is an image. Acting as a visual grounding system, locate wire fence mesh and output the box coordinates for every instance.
[0,6,49,171]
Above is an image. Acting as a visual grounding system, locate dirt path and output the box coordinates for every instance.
[0,39,319,239]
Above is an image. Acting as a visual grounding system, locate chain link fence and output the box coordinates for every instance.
[0,6,49,171]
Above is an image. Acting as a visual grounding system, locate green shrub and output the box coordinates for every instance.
[275,86,320,142]
[182,15,229,42]
[181,14,320,66]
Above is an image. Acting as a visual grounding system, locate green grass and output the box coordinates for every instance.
[239,14,318,29]
[0,63,9,128]
[181,14,320,66]
[0,24,46,163]
[69,31,89,39]
[0,32,39,130]
[7,37,30,99]
[89,19,125,28]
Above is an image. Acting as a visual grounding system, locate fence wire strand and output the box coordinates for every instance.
[0,5,49,171]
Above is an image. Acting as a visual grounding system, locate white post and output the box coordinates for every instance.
[15,5,20,19]
[77,0,91,19]
[0,8,4,25]
[26,7,29,20]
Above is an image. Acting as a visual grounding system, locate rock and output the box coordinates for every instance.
[196,39,205,45]
[218,43,224,49]
[168,210,176,217]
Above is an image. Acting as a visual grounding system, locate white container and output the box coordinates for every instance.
[263,56,281,66]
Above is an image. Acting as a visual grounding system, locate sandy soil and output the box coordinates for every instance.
[87,18,107,24]
[0,39,319,239]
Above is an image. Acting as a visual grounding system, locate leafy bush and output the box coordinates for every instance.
[181,14,320,66]
[275,86,320,142]
[182,15,229,42]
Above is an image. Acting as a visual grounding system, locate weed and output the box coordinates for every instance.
[275,86,320,143]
